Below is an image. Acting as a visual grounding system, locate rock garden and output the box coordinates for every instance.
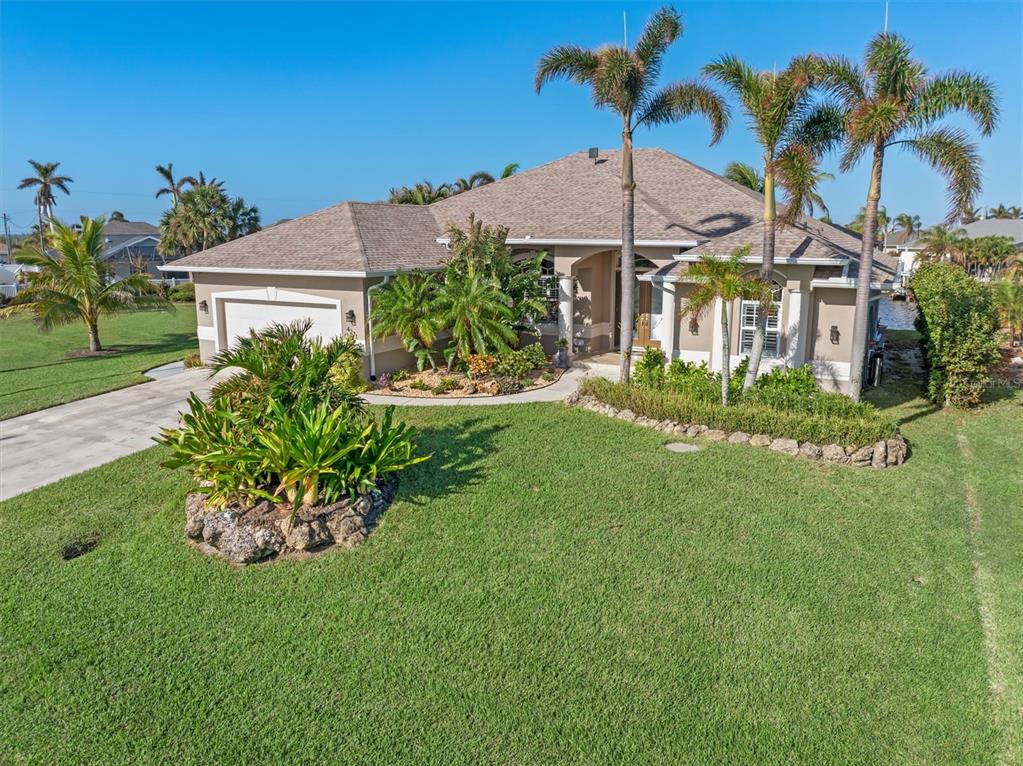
[157,321,427,565]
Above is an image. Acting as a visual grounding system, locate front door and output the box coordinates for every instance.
[634,282,662,347]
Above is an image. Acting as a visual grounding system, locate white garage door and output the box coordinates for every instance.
[221,299,342,348]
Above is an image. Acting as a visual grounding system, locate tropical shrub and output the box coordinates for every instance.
[370,271,442,371]
[183,351,203,368]
[633,347,667,388]
[431,376,459,395]
[664,359,720,402]
[168,282,195,302]
[158,395,426,510]
[912,263,1000,407]
[580,377,897,446]
[493,343,548,379]
[208,320,366,415]
[390,368,410,382]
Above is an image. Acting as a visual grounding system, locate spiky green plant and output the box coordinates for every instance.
[535,5,728,382]
[435,271,518,367]
[370,271,443,370]
[817,32,998,399]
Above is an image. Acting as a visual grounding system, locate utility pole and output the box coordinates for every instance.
[2,213,13,264]
[883,1,889,32]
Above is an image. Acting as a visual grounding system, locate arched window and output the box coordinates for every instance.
[739,280,783,357]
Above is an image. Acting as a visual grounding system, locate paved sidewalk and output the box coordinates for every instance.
[0,368,226,501]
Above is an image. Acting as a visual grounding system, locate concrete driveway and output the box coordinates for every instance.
[0,368,225,501]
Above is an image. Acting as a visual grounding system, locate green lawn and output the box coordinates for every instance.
[0,308,198,419]
[1,372,1020,762]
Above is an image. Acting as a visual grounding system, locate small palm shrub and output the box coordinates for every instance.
[209,320,366,415]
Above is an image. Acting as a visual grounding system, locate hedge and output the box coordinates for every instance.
[911,263,1000,407]
[579,377,898,447]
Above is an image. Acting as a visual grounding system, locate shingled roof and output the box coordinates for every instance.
[164,148,883,276]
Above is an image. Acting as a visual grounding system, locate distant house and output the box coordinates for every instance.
[887,218,1023,287]
[0,264,18,299]
[99,220,189,281]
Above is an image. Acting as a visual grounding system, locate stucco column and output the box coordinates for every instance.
[660,281,676,359]
[787,289,810,366]
[558,275,574,352]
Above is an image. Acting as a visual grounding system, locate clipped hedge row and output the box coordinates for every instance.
[911,263,1000,407]
[579,377,898,447]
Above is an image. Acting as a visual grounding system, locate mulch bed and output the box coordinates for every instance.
[371,366,564,398]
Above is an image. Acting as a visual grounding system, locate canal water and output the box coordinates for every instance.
[879,297,918,330]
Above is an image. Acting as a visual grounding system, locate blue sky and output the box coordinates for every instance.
[2,1,1021,233]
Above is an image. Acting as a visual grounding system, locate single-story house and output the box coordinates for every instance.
[100,219,189,281]
[162,148,897,394]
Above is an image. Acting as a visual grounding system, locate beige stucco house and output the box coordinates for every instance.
[162,148,897,394]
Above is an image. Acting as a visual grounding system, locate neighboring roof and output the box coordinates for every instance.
[104,220,159,236]
[0,265,16,284]
[101,234,160,259]
[886,230,919,247]
[164,148,874,276]
[164,202,445,274]
[653,218,897,283]
[961,218,1023,244]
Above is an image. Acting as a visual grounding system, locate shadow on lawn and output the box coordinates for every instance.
[2,332,198,374]
[400,417,506,503]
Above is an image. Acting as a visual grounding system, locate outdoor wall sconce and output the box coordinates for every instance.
[830,325,840,344]
[198,300,208,313]
[345,309,357,325]
[689,318,700,335]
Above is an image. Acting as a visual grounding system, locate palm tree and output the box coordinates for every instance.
[155,163,197,208]
[800,169,835,217]
[818,33,997,399]
[993,279,1023,343]
[226,197,261,239]
[987,203,1022,220]
[704,54,843,390]
[452,171,495,194]
[847,205,891,243]
[109,211,127,222]
[724,161,764,192]
[680,245,770,405]
[18,160,73,248]
[435,271,518,366]
[960,206,982,224]
[388,181,452,205]
[895,212,922,240]
[371,271,443,370]
[0,217,170,352]
[536,6,728,381]
[918,225,968,265]
[500,162,520,179]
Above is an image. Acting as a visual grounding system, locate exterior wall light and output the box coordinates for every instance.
[198,300,208,313]
[830,325,840,344]
[345,309,357,325]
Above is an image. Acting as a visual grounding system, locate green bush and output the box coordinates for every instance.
[158,394,427,509]
[579,377,898,446]
[633,347,666,388]
[911,263,1000,407]
[431,376,459,395]
[390,368,410,382]
[183,351,203,369]
[494,343,548,379]
[409,379,431,391]
[168,282,195,302]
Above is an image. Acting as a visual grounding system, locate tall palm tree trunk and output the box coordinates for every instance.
[37,205,45,251]
[720,299,731,405]
[619,129,637,383]
[743,164,776,389]
[46,203,55,233]
[848,144,885,401]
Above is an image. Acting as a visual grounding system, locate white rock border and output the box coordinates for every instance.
[565,391,907,469]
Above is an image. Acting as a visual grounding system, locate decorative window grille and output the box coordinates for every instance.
[538,256,559,323]
[739,284,782,357]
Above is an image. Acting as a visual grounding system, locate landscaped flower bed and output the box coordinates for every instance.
[157,320,428,564]
[373,363,563,397]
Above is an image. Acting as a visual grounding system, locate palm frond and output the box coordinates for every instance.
[908,71,998,135]
[897,127,982,225]
[637,81,728,143]
[723,161,764,192]
[534,45,600,93]
[632,6,682,82]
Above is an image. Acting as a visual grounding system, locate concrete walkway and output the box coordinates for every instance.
[0,368,227,501]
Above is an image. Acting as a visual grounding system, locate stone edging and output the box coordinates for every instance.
[184,476,398,564]
[566,392,907,469]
